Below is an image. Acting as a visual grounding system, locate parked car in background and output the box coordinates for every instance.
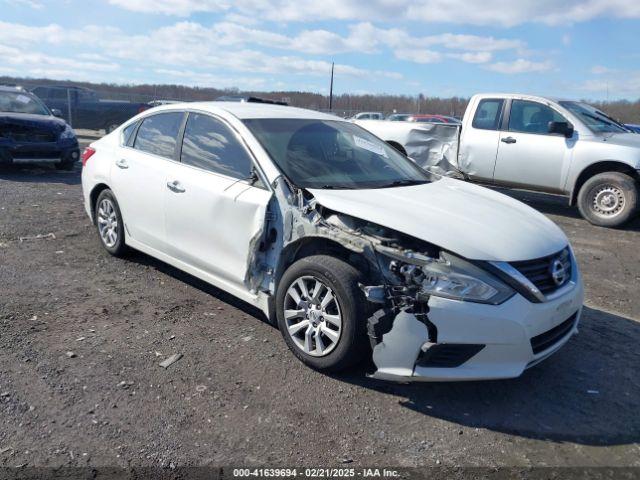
[349,111,385,120]
[31,85,149,133]
[82,101,583,382]
[359,93,640,228]
[0,85,79,170]
[407,114,461,124]
[625,124,640,134]
[387,113,412,121]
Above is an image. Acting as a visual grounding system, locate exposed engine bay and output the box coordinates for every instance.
[249,175,469,381]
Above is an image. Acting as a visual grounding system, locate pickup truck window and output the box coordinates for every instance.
[472,99,504,130]
[180,112,253,179]
[133,112,184,159]
[508,100,565,135]
[559,101,628,134]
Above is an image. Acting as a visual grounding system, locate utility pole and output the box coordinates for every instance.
[328,62,334,112]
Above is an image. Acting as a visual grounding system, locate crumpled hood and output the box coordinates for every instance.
[308,178,568,262]
[0,112,66,133]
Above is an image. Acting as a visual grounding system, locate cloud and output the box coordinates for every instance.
[448,51,493,64]
[590,65,614,74]
[485,59,553,74]
[578,71,640,97]
[108,0,640,26]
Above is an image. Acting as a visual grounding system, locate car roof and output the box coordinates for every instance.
[150,101,344,121]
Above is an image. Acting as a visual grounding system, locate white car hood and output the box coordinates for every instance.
[308,178,568,262]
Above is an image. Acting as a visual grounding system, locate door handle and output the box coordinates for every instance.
[166,180,185,193]
[501,136,517,144]
[115,159,129,169]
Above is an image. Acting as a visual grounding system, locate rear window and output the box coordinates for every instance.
[472,99,504,130]
[133,112,184,159]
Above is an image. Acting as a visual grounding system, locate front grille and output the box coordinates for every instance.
[530,312,577,354]
[510,248,572,296]
[3,131,56,143]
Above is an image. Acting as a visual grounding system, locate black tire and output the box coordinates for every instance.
[94,189,128,257]
[55,160,75,171]
[276,255,370,372]
[577,172,638,227]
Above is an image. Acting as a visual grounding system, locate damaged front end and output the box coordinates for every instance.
[250,177,515,382]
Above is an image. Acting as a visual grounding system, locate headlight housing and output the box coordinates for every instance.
[59,124,76,140]
[418,253,514,304]
[377,246,514,305]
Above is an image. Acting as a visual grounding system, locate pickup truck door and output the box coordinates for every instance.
[458,98,505,182]
[493,99,573,193]
[163,112,271,292]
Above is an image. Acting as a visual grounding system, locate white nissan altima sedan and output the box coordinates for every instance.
[81,102,584,382]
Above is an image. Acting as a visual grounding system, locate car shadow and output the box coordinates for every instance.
[336,305,640,447]
[0,163,81,185]
[491,187,640,231]
[120,249,639,447]
[125,249,270,323]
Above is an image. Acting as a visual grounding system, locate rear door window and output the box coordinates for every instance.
[133,112,184,159]
[180,112,253,179]
[472,99,504,130]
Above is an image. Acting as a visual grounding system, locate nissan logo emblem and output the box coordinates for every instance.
[550,258,568,286]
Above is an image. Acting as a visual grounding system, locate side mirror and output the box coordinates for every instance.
[548,121,574,138]
[51,108,63,118]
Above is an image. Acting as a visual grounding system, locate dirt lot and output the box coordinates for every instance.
[1,154,639,471]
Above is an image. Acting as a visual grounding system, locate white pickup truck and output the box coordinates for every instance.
[357,93,640,227]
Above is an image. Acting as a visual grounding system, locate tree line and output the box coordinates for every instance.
[2,75,638,123]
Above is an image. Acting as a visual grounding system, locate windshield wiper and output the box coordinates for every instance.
[380,179,428,188]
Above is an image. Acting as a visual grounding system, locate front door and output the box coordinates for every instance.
[164,112,272,290]
[493,99,573,193]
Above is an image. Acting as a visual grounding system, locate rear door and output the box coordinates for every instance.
[458,98,505,182]
[110,111,185,252]
[164,111,272,290]
[493,99,572,193]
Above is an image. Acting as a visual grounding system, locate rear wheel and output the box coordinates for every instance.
[276,255,370,372]
[577,172,638,227]
[94,189,128,257]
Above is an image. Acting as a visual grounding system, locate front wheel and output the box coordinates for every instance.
[276,255,370,372]
[577,172,638,227]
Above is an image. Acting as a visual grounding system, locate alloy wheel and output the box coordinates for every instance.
[97,198,119,248]
[283,276,342,357]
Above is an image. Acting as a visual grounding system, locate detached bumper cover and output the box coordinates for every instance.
[370,275,584,382]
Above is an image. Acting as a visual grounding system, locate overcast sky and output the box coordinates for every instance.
[1,0,639,99]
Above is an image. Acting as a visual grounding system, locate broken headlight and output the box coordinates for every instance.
[378,246,514,305]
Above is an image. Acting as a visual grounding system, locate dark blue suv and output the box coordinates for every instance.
[0,85,79,170]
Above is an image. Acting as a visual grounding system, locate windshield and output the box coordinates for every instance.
[244,119,430,189]
[0,91,50,115]
[559,101,628,133]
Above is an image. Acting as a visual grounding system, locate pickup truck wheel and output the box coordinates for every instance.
[577,172,638,227]
[276,255,370,372]
[94,189,128,257]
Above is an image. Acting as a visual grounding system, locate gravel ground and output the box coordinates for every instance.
[1,158,639,471]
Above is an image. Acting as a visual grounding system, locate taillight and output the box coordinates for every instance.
[138,105,150,113]
[81,147,96,167]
